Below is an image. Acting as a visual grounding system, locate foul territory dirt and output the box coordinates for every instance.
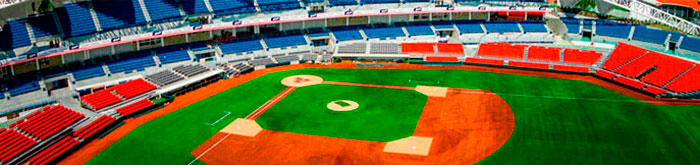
[191,88,515,164]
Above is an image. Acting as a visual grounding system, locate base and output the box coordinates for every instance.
[415,86,448,97]
[383,136,433,156]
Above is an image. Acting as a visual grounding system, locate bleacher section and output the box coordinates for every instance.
[264,35,308,48]
[401,43,434,54]
[275,55,300,63]
[110,79,157,99]
[562,48,603,65]
[14,105,85,140]
[331,27,364,41]
[173,65,209,77]
[632,26,669,44]
[680,36,700,53]
[0,129,37,163]
[257,0,301,11]
[602,43,648,70]
[1,20,32,49]
[142,0,182,22]
[27,15,60,38]
[72,115,116,140]
[329,0,358,6]
[369,43,400,54]
[116,99,154,116]
[71,65,106,81]
[665,67,700,93]
[595,23,632,39]
[363,26,406,39]
[361,0,400,4]
[146,70,184,86]
[337,43,367,54]
[456,22,484,34]
[614,52,693,86]
[249,58,275,66]
[92,0,148,30]
[209,0,255,15]
[436,43,464,55]
[477,42,526,59]
[483,22,521,33]
[106,54,156,73]
[181,0,210,14]
[80,89,122,110]
[57,2,97,37]
[219,39,263,54]
[26,136,79,165]
[565,23,580,34]
[527,46,561,62]
[405,24,435,36]
[7,80,40,97]
[520,22,548,33]
[155,46,191,64]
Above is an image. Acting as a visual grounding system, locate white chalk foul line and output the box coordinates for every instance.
[188,134,231,165]
[205,111,232,126]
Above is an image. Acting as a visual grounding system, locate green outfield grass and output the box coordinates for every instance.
[257,84,427,142]
[87,68,700,164]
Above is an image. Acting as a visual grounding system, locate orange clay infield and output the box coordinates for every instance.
[190,86,516,164]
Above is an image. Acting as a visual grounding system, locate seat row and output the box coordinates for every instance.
[26,136,79,165]
[464,57,592,73]
[73,115,117,140]
[80,90,123,110]
[110,79,158,99]
[0,129,37,164]
[116,99,155,116]
[477,42,527,59]
[14,105,85,140]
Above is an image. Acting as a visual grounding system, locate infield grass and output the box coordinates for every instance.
[88,68,700,164]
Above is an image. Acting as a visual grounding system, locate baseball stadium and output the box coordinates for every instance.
[0,0,700,164]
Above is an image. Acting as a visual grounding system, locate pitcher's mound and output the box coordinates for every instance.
[220,118,263,137]
[327,100,359,111]
[281,75,323,87]
[415,86,448,97]
[383,136,433,156]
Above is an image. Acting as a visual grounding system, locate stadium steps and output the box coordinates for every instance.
[304,34,312,45]
[259,39,269,50]
[101,63,111,75]
[136,0,152,22]
[24,21,37,43]
[203,0,214,12]
[153,55,162,66]
[517,23,525,34]
[358,28,368,40]
[663,64,696,87]
[170,68,188,78]
[176,3,187,17]
[628,26,635,40]
[86,1,102,31]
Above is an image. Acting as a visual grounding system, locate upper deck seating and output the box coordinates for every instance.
[106,54,156,73]
[93,0,148,30]
[632,26,669,44]
[219,39,263,54]
[181,0,210,14]
[483,22,521,33]
[520,22,548,33]
[209,0,255,15]
[2,20,32,49]
[331,27,364,41]
[680,36,700,53]
[361,0,400,4]
[258,0,301,11]
[363,26,406,39]
[142,0,182,21]
[57,2,97,37]
[329,0,358,6]
[264,34,308,48]
[27,15,60,38]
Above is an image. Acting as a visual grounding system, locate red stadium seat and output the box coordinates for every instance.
[553,65,590,73]
[562,49,603,65]
[477,42,526,59]
[527,46,562,62]
[508,61,550,70]
[425,56,459,62]
[464,57,505,66]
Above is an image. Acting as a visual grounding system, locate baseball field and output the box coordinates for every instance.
[64,64,700,164]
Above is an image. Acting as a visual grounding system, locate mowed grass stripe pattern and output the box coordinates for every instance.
[88,68,700,164]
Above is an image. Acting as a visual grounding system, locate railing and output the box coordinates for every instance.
[603,0,700,35]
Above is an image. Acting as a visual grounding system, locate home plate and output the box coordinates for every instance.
[383,136,433,156]
[220,118,263,137]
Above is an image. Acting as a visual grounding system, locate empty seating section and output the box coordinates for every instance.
[456,22,484,34]
[7,80,40,96]
[595,69,617,79]
[484,22,520,33]
[0,129,37,163]
[565,23,580,34]
[329,0,358,6]
[57,3,97,37]
[219,40,263,54]
[644,85,668,96]
[72,115,116,139]
[563,49,603,65]
[146,70,184,86]
[332,28,364,41]
[28,15,59,38]
[250,58,275,66]
[117,99,155,116]
[14,105,85,140]
[436,43,465,55]
[432,22,454,30]
[595,24,631,39]
[173,65,209,77]
[111,79,157,99]
[602,43,648,70]
[527,46,561,62]
[257,0,301,11]
[361,0,400,4]
[209,0,255,15]
[508,61,550,70]
[615,53,693,86]
[465,57,505,66]
[107,54,156,73]
[275,56,300,63]
[405,24,435,36]
[303,0,325,2]
[425,56,459,62]
[477,43,526,59]
[72,65,106,81]
[665,67,700,93]
[93,0,147,30]
[181,0,210,14]
[370,43,400,54]
[264,35,307,48]
[614,76,646,89]
[142,0,181,21]
[337,43,367,54]
[632,26,669,44]
[4,20,32,48]
[27,136,79,165]
[156,46,191,64]
[680,36,700,52]
[520,22,548,33]
[81,89,122,110]
[307,31,329,38]
[401,43,434,54]
[302,54,318,61]
[553,64,590,73]
[363,26,406,39]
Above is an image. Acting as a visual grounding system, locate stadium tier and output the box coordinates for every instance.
[72,115,116,139]
[477,42,526,59]
[520,22,548,33]
[405,23,435,36]
[110,79,157,99]
[181,0,210,14]
[456,22,485,34]
[331,27,364,41]
[80,89,122,110]
[219,39,264,54]
[142,0,182,22]
[527,46,562,62]
[93,0,148,30]
[14,105,84,140]
[257,0,301,11]
[116,98,155,116]
[264,34,308,48]
[57,2,97,37]
[26,136,79,165]
[363,26,406,39]
[106,54,156,73]
[155,46,191,64]
[210,0,255,15]
[483,22,521,33]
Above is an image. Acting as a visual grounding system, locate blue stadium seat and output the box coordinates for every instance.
[6,80,40,97]
[363,26,406,39]
[57,3,97,37]
[455,22,484,34]
[483,22,521,33]
[331,27,364,41]
[307,32,329,37]
[219,39,264,54]
[361,0,400,4]
[565,23,580,34]
[258,0,301,11]
[405,24,434,36]
[93,0,148,30]
[432,22,455,30]
[107,54,156,73]
[156,46,191,64]
[264,35,308,48]
[181,0,210,14]
[3,20,32,48]
[72,65,106,81]
[595,24,631,39]
[669,32,683,42]
[209,0,255,15]
[303,0,325,2]
[404,0,430,2]
[142,0,182,22]
[28,15,59,38]
[329,0,358,6]
[680,36,700,53]
[520,22,547,33]
[632,26,669,44]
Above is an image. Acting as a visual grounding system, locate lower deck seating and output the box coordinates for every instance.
[264,35,308,48]
[464,57,505,66]
[116,99,154,116]
[363,26,406,39]
[26,136,79,165]
[156,46,191,64]
[80,89,122,110]
[436,43,464,55]
[425,56,459,62]
[563,49,603,65]
[664,67,700,93]
[595,69,617,79]
[553,64,590,73]
[401,43,435,54]
[146,70,184,86]
[107,54,156,73]
[644,85,668,96]
[275,56,300,63]
[337,43,367,54]
[332,27,363,41]
[173,65,209,77]
[527,46,561,62]
[0,129,37,163]
[614,76,647,89]
[602,42,648,70]
[110,79,157,99]
[72,65,106,81]
[219,39,263,54]
[14,105,85,140]
[73,115,117,139]
[405,24,435,36]
[508,61,550,70]
[477,42,526,59]
[370,43,400,54]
